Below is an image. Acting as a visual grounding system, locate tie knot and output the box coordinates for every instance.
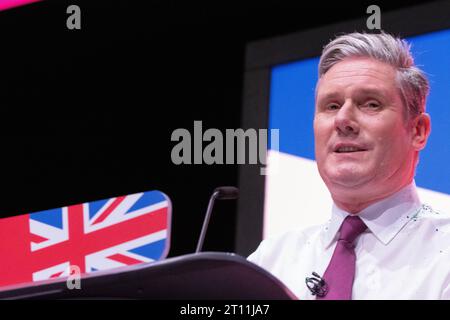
[338,215,367,245]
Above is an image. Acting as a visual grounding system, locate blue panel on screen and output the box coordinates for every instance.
[407,29,450,195]
[268,58,318,159]
[268,29,450,195]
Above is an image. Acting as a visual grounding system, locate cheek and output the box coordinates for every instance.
[313,118,331,145]
[371,124,410,164]
[313,125,327,158]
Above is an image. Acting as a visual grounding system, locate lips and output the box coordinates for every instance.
[333,143,368,153]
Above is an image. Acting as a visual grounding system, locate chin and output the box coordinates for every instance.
[323,168,372,189]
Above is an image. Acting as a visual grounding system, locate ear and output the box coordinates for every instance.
[411,113,431,151]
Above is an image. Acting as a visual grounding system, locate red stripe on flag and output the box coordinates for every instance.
[30,233,49,244]
[107,254,143,266]
[50,271,63,278]
[0,214,34,287]
[91,196,126,225]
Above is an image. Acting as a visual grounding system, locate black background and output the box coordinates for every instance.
[0,0,435,257]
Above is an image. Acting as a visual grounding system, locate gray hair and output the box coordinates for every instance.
[318,32,429,120]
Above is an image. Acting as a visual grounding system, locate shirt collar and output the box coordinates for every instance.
[322,181,422,248]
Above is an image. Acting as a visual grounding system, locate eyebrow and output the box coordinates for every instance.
[317,86,387,102]
[316,91,340,102]
[355,87,386,98]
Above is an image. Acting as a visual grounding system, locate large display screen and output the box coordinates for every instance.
[264,29,450,238]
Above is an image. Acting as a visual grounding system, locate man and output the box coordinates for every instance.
[248,32,450,300]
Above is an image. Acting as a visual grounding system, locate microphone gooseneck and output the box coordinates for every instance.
[195,186,239,253]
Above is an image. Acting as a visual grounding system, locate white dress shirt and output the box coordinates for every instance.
[248,181,450,299]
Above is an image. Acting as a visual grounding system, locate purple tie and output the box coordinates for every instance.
[317,215,367,300]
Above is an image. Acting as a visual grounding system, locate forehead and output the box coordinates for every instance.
[316,57,398,99]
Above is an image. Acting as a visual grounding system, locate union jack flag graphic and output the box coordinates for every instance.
[0,190,171,288]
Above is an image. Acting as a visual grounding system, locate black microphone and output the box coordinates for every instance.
[195,186,239,253]
[305,272,328,297]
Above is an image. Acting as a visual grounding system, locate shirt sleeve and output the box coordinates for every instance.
[247,240,265,265]
[443,282,450,300]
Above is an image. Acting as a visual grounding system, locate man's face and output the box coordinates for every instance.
[314,57,416,200]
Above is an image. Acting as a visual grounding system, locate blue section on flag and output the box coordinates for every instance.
[89,199,110,220]
[126,191,166,214]
[30,208,63,229]
[268,29,450,195]
[129,239,166,260]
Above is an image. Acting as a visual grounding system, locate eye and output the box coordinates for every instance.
[364,101,381,109]
[326,103,340,111]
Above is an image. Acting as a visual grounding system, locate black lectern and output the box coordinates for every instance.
[0,252,297,299]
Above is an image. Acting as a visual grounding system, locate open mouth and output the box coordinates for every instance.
[334,146,368,153]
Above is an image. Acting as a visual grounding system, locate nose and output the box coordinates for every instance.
[334,100,359,136]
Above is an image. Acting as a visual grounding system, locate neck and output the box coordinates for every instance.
[331,180,413,214]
